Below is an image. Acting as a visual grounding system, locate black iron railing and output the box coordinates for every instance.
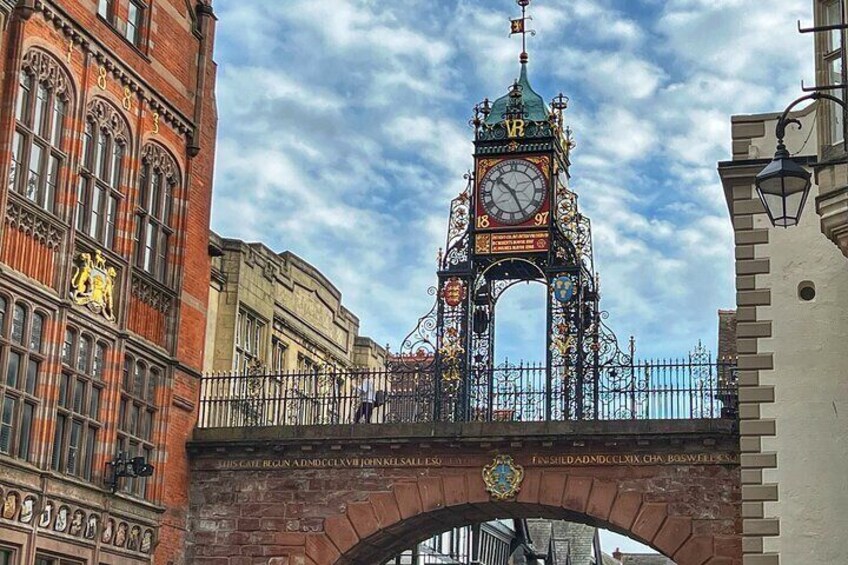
[197,360,737,428]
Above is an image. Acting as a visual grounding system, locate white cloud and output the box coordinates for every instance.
[210,0,811,367]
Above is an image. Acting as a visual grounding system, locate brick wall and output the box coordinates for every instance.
[0,1,217,564]
[188,421,742,565]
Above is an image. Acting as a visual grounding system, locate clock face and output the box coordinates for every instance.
[480,159,547,225]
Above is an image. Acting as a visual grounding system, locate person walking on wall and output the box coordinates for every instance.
[354,372,375,423]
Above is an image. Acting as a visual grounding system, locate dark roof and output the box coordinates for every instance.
[484,63,548,125]
[526,520,596,564]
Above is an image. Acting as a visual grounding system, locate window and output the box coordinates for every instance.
[823,0,845,144]
[97,0,113,20]
[272,339,287,373]
[35,554,82,565]
[77,100,128,248]
[9,50,71,213]
[118,355,159,499]
[126,1,146,47]
[0,298,45,461]
[235,308,265,372]
[51,328,105,482]
[135,144,178,284]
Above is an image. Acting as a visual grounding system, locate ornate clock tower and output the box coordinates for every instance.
[402,0,623,422]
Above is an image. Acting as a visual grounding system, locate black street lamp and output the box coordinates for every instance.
[755,92,845,227]
[106,451,154,493]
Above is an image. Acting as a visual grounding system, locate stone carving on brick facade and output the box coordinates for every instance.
[5,197,63,250]
[141,529,153,553]
[141,142,179,184]
[131,273,174,314]
[71,250,117,321]
[114,521,128,547]
[1,491,17,519]
[293,286,348,347]
[19,496,34,524]
[263,259,277,281]
[101,518,114,543]
[85,514,98,539]
[21,48,71,99]
[127,525,140,551]
[482,454,525,501]
[87,98,130,146]
[69,509,84,536]
[54,505,68,532]
[38,501,53,528]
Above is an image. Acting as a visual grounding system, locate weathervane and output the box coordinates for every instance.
[510,0,536,64]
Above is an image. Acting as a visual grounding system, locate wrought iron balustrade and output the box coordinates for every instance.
[197,358,737,429]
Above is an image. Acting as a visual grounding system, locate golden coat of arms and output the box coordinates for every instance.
[71,250,116,321]
[482,454,524,501]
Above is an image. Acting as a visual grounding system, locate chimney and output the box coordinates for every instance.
[613,547,623,561]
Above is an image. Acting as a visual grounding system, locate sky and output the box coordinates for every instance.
[209,0,813,552]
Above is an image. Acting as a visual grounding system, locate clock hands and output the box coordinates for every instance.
[495,176,524,211]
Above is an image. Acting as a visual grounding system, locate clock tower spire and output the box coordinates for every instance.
[401,1,627,423]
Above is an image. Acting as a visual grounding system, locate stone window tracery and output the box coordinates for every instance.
[76,99,129,249]
[9,49,72,214]
[51,327,106,482]
[135,144,178,284]
[0,296,46,462]
[118,354,159,499]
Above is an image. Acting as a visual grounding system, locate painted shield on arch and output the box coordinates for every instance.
[552,276,575,303]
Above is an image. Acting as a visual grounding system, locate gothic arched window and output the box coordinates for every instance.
[76,99,129,248]
[9,49,72,214]
[135,144,178,283]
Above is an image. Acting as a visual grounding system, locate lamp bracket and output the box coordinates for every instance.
[798,20,848,34]
[801,80,848,93]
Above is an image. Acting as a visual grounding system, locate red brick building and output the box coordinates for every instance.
[0,1,217,564]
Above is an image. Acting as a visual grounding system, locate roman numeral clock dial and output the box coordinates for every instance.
[480,159,546,226]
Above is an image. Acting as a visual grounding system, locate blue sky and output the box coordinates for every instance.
[210,0,813,363]
[209,0,813,555]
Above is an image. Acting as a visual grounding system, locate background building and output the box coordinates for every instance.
[0,1,217,565]
[205,232,385,375]
[720,100,848,564]
[814,0,848,254]
[200,233,385,427]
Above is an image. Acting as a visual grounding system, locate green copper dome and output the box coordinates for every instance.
[484,63,548,125]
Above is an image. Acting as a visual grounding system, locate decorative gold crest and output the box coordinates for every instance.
[482,454,524,501]
[441,278,467,307]
[71,250,116,321]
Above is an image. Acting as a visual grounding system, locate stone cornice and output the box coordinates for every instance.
[34,0,195,136]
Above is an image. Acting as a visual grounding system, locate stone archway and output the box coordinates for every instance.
[307,473,739,565]
[187,420,741,565]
